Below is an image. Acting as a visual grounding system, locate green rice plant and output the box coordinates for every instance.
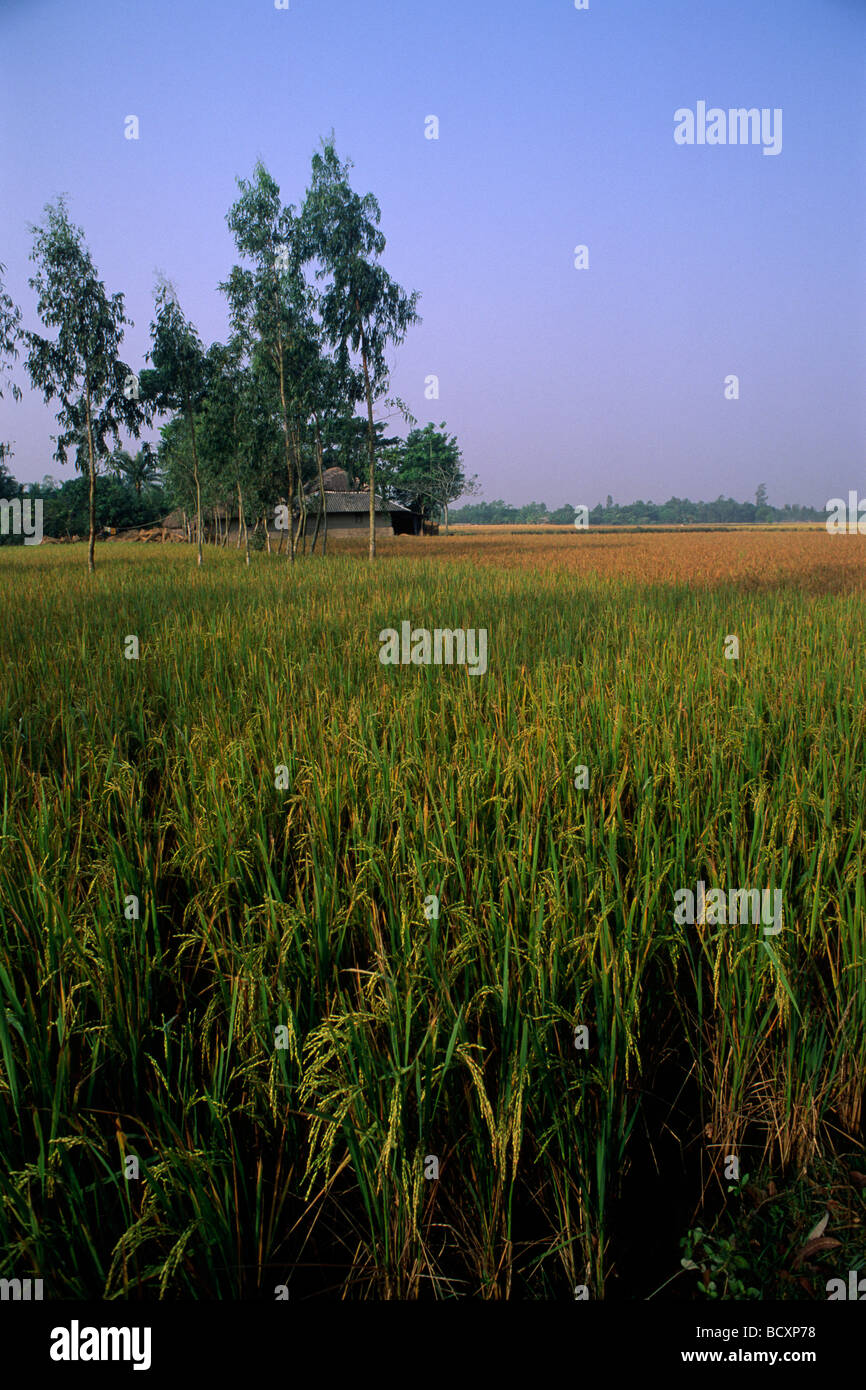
[0,541,863,1298]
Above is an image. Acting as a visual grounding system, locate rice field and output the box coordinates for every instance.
[0,529,864,1300]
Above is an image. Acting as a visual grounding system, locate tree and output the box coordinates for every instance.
[196,339,271,564]
[380,423,473,532]
[286,328,354,557]
[329,414,388,488]
[110,443,161,496]
[754,482,772,523]
[0,460,17,499]
[139,279,209,565]
[416,423,475,534]
[223,163,308,563]
[25,198,142,571]
[0,455,20,544]
[157,415,196,533]
[303,137,420,559]
[0,263,22,463]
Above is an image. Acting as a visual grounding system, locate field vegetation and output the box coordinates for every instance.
[0,530,864,1299]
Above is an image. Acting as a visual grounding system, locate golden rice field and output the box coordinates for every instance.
[0,528,864,1300]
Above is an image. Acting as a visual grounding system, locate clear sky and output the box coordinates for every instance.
[1,0,864,508]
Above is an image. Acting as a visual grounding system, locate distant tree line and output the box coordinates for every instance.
[0,456,168,543]
[451,491,825,526]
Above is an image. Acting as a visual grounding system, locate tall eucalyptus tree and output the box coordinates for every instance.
[303,138,420,559]
[222,163,308,562]
[139,279,210,566]
[26,199,143,570]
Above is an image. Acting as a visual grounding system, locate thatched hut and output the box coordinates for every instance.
[302,472,421,535]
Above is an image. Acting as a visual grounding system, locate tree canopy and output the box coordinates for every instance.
[25,197,144,569]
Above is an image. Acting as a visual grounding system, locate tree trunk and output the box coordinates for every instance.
[312,412,327,557]
[187,405,203,567]
[268,253,297,565]
[291,424,306,556]
[274,332,295,562]
[84,391,97,572]
[291,458,304,552]
[360,325,376,561]
[236,481,243,548]
[264,513,271,555]
[444,501,449,534]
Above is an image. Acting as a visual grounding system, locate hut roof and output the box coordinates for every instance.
[304,489,413,514]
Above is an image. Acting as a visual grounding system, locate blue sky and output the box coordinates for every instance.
[1,0,864,507]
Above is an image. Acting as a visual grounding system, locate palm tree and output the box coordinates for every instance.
[110,443,161,495]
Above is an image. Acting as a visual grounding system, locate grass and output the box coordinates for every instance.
[0,532,863,1299]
